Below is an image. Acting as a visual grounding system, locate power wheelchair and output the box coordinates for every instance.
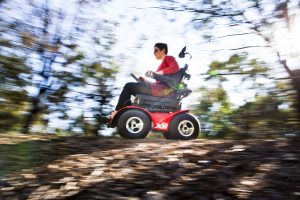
[102,46,201,140]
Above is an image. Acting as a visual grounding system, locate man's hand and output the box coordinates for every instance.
[156,71,164,75]
[139,76,145,82]
[145,70,154,77]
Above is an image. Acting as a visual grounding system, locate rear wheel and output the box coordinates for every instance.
[117,109,151,139]
[162,131,171,139]
[168,113,200,140]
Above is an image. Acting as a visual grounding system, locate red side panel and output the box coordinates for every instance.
[110,106,189,131]
[150,110,189,131]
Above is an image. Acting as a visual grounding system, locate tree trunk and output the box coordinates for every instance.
[280,58,300,121]
[22,87,46,134]
[22,97,40,134]
[290,70,300,121]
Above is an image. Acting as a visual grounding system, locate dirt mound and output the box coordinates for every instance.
[0,135,299,199]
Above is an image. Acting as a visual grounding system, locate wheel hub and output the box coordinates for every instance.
[126,117,144,134]
[178,120,194,137]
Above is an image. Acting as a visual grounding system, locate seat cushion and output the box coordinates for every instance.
[135,94,176,103]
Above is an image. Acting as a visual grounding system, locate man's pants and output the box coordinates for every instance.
[115,82,152,111]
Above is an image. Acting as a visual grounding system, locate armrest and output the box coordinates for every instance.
[152,73,178,88]
[152,67,189,88]
[153,73,174,83]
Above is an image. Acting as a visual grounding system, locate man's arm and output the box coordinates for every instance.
[160,56,180,75]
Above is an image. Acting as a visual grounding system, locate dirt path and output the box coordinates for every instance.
[0,135,299,199]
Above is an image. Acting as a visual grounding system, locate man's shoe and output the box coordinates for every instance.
[94,114,110,125]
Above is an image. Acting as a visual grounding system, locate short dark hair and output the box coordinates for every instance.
[154,43,168,54]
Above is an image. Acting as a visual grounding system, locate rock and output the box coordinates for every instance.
[0,180,11,187]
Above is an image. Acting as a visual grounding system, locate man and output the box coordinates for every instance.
[96,43,180,121]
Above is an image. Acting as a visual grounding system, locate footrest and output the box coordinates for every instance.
[94,114,110,125]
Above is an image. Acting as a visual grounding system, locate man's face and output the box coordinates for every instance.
[154,47,165,59]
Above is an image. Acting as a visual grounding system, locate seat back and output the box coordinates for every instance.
[168,67,188,87]
[153,64,190,89]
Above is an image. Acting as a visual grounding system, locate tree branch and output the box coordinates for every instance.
[214,45,270,51]
[215,32,256,39]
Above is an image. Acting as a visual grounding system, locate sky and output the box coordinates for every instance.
[92,0,300,135]
[102,0,261,108]
[4,0,299,133]
[94,0,213,135]
[72,0,299,136]
[76,0,222,135]
[105,0,300,107]
[29,0,299,112]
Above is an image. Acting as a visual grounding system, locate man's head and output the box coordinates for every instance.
[154,43,168,59]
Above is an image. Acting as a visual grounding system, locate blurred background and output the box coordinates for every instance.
[0,0,299,138]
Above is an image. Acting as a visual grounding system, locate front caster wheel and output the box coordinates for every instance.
[117,109,151,139]
[168,113,200,140]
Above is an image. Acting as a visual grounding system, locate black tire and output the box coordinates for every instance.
[117,109,151,139]
[162,131,172,140]
[168,113,200,140]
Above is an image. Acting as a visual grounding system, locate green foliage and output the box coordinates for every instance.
[194,53,299,138]
[65,53,85,65]
[228,54,243,64]
[206,53,270,81]
[194,86,234,137]
[0,46,29,132]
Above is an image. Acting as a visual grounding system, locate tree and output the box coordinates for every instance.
[194,53,299,138]
[231,93,298,138]
[0,0,118,134]
[194,86,234,137]
[0,51,29,132]
[160,0,300,120]
[0,1,31,132]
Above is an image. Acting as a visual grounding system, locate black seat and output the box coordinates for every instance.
[133,65,192,112]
